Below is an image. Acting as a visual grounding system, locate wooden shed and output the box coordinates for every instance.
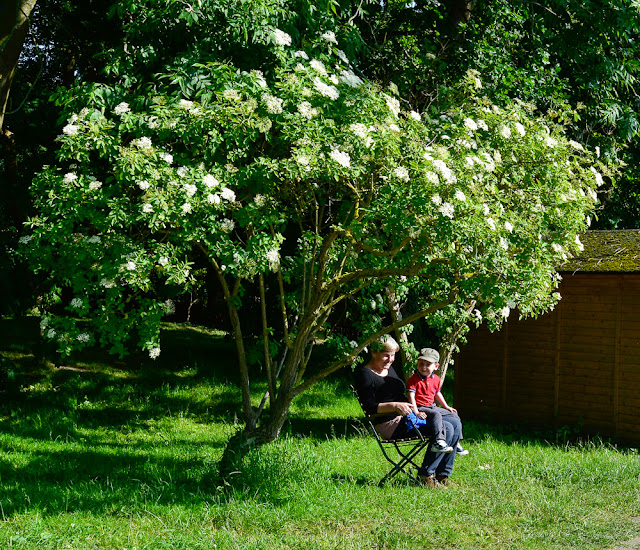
[454,230,640,442]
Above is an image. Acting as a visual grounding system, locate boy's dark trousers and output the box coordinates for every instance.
[417,405,463,442]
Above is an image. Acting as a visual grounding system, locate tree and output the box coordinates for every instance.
[20,9,606,476]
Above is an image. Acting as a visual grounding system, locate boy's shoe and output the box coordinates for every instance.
[430,439,454,453]
[456,443,469,456]
[419,474,448,489]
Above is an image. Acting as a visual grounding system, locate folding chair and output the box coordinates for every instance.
[351,386,430,486]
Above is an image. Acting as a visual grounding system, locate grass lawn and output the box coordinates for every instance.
[1,317,639,549]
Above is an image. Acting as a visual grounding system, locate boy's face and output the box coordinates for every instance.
[417,359,438,376]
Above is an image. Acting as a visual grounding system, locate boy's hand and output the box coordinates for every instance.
[417,411,427,419]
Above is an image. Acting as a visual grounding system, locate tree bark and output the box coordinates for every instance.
[0,0,37,131]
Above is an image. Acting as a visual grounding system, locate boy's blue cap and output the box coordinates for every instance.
[418,348,439,363]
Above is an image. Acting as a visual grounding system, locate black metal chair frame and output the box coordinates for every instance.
[352,386,430,486]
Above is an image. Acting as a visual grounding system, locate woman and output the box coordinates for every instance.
[354,335,460,488]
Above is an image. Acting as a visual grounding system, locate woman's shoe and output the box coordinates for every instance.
[419,474,448,489]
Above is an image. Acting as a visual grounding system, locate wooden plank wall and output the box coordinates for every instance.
[454,274,640,442]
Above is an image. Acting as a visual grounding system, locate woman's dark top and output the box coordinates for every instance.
[354,365,407,421]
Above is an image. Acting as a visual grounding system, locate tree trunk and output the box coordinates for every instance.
[439,300,476,383]
[0,0,38,130]
[384,286,412,379]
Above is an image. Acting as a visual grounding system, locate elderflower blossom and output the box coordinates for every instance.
[309,59,327,75]
[385,95,400,117]
[499,237,509,250]
[163,299,176,314]
[499,125,512,139]
[182,202,192,214]
[431,194,442,206]
[504,221,514,232]
[591,167,604,186]
[142,203,153,213]
[273,28,292,46]
[340,69,363,87]
[313,78,339,100]
[297,101,318,119]
[220,218,235,233]
[266,248,280,269]
[297,155,310,167]
[89,180,102,191]
[114,102,130,115]
[544,136,558,147]
[133,137,153,150]
[158,256,169,266]
[454,190,466,202]
[294,50,309,60]
[425,172,439,184]
[221,187,236,202]
[329,148,350,168]
[515,122,526,136]
[477,119,488,131]
[159,152,173,164]
[254,194,266,207]
[321,30,338,44]
[337,50,349,64]
[138,180,150,191]
[575,235,584,251]
[70,298,83,309]
[463,118,478,131]
[148,347,161,359]
[394,166,410,182]
[569,140,583,150]
[184,184,197,197]
[100,278,115,288]
[125,261,136,271]
[439,203,455,218]
[207,193,221,204]
[77,333,90,343]
[487,218,496,230]
[64,173,78,183]
[63,124,79,136]
[203,174,219,188]
[409,111,421,122]
[262,93,284,114]
[178,99,194,110]
[501,306,511,319]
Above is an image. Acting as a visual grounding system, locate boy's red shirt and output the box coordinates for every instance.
[406,372,441,407]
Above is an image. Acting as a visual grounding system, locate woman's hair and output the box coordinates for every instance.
[370,334,400,353]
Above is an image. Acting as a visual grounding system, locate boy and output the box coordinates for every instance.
[407,347,469,455]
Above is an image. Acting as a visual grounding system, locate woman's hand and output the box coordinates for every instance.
[394,402,413,416]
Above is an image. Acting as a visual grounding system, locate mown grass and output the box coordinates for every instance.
[1,316,639,549]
